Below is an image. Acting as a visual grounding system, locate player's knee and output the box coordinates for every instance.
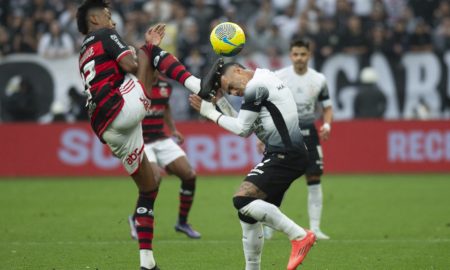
[306,175,321,185]
[238,212,258,224]
[233,196,256,210]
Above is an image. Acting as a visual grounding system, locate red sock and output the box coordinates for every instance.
[178,180,196,224]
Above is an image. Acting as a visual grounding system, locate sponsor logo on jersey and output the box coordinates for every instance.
[159,87,168,97]
[110,34,125,49]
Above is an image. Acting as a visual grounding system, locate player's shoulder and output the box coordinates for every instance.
[308,67,326,80]
[245,69,271,99]
[275,65,292,77]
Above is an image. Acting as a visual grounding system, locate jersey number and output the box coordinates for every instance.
[81,60,96,88]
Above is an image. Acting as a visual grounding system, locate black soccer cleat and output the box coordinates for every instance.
[198,57,224,99]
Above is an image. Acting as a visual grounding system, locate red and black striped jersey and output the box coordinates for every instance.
[78,28,132,140]
[142,77,172,144]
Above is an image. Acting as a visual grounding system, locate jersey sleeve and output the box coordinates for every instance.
[101,29,132,62]
[318,78,332,108]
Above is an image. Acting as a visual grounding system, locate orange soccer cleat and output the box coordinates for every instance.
[287,230,316,270]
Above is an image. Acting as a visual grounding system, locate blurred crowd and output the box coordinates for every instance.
[0,0,449,122]
[1,0,450,66]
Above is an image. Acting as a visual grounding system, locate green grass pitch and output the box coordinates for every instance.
[0,174,449,270]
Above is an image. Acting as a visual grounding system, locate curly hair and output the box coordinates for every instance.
[76,0,110,35]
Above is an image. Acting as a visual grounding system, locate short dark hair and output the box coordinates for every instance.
[76,0,110,35]
[218,62,245,76]
[217,62,245,88]
[290,39,310,50]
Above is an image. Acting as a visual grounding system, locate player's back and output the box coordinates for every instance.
[245,69,304,154]
[79,28,129,95]
[78,28,132,140]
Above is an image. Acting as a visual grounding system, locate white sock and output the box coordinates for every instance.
[140,249,155,269]
[308,183,323,230]
[240,221,264,270]
[239,199,306,240]
[184,76,200,94]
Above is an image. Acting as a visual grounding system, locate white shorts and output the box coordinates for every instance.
[144,138,186,168]
[102,74,151,175]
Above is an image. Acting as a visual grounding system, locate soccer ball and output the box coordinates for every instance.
[210,22,246,57]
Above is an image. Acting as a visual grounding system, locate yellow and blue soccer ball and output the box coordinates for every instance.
[210,22,246,57]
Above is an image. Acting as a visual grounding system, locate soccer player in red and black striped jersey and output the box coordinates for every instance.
[76,1,168,270]
[128,75,201,240]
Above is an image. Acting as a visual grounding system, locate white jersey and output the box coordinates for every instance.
[275,66,332,124]
[217,69,305,154]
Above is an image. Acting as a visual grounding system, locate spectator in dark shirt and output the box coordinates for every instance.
[408,18,433,52]
[4,76,38,122]
[339,15,369,56]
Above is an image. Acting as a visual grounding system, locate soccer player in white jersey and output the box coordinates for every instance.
[266,38,333,240]
[190,60,316,270]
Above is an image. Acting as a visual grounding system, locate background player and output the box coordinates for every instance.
[262,39,333,240]
[128,74,201,240]
[190,60,316,270]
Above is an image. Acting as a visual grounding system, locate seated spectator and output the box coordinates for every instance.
[0,25,12,57]
[368,24,392,56]
[3,75,38,122]
[38,20,74,58]
[408,18,433,52]
[12,17,37,53]
[433,17,450,52]
[339,15,369,56]
[313,17,339,63]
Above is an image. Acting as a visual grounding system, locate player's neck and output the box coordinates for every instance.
[295,67,308,75]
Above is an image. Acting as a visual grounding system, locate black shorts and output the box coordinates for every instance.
[244,150,308,207]
[299,123,323,176]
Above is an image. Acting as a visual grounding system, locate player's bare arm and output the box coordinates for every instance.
[320,106,333,141]
[137,24,166,95]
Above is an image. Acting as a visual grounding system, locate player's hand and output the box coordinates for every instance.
[145,23,165,46]
[189,94,222,122]
[129,45,137,61]
[319,123,331,141]
[172,130,184,144]
[189,94,202,112]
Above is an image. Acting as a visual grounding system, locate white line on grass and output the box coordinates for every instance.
[2,238,450,246]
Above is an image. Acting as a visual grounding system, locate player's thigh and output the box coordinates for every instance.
[153,138,186,167]
[165,156,195,180]
[243,153,307,205]
[109,74,149,130]
[103,119,145,175]
[132,153,159,192]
